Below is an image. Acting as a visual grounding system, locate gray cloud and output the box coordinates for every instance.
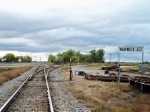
[0,0,150,61]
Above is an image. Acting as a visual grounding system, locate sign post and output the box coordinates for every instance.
[118,52,120,83]
[118,46,144,83]
[142,52,144,77]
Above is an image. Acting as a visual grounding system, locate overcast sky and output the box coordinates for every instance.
[0,0,150,62]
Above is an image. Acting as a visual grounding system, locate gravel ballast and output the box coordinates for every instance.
[0,66,36,108]
[49,68,91,112]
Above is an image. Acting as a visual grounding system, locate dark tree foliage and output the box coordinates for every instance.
[48,54,56,63]
[96,49,105,63]
[3,53,15,62]
[1,53,32,62]
[89,49,105,63]
[89,49,97,62]
[48,49,105,63]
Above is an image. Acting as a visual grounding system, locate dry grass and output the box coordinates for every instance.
[61,65,69,71]
[62,69,150,112]
[0,66,32,85]
[47,63,54,67]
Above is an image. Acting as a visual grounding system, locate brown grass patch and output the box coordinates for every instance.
[113,104,133,112]
[0,66,32,85]
[100,91,110,101]
[61,65,69,70]
[132,103,150,112]
[139,94,150,104]
[47,63,54,67]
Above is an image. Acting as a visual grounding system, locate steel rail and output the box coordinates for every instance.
[48,66,60,74]
[29,64,42,80]
[31,66,52,77]
[0,76,30,112]
[44,68,54,112]
[0,65,40,112]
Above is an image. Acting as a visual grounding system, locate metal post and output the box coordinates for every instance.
[118,52,120,83]
[69,57,72,81]
[142,52,144,77]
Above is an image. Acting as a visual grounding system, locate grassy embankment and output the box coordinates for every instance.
[0,66,32,85]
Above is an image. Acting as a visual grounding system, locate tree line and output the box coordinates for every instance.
[48,49,105,64]
[0,53,32,62]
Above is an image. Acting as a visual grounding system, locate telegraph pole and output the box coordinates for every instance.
[110,53,111,63]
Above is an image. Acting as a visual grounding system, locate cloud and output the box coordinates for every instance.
[0,0,150,62]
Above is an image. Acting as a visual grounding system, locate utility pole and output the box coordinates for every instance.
[110,53,111,63]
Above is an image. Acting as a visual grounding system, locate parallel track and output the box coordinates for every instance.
[0,64,56,112]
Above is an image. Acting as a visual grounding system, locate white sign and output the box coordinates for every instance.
[118,46,144,52]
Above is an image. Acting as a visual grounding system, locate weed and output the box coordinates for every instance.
[100,91,110,101]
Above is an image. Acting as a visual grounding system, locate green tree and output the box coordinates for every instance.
[89,49,97,62]
[0,57,2,62]
[89,49,105,63]
[20,56,25,62]
[48,54,56,63]
[47,49,105,63]
[26,56,32,62]
[62,49,75,63]
[75,51,81,63]
[81,54,90,63]
[19,55,32,62]
[15,56,21,62]
[56,53,63,62]
[96,49,105,63]
[3,53,15,62]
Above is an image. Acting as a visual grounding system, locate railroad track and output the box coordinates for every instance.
[0,64,56,112]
